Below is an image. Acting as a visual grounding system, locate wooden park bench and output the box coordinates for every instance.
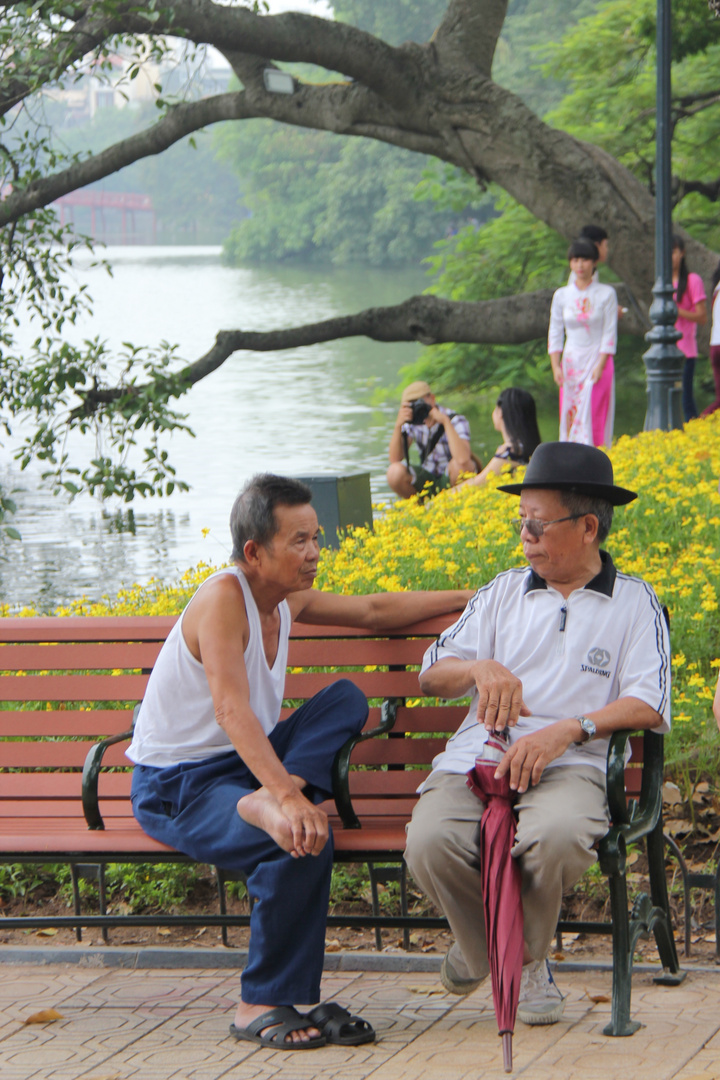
[0,613,685,1035]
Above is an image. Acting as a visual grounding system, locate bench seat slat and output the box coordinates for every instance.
[0,818,412,858]
[0,828,176,855]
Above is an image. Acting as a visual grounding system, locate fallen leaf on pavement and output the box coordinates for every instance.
[584,990,610,1004]
[24,1009,64,1025]
[35,928,58,937]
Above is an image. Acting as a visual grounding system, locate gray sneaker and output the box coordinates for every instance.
[440,952,482,996]
[517,960,566,1025]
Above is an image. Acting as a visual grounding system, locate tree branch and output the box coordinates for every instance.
[674,87,720,109]
[0,91,257,226]
[163,1,423,112]
[433,0,509,77]
[77,289,647,413]
[0,81,449,228]
[675,175,720,203]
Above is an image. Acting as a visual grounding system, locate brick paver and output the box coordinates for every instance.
[1,961,719,1079]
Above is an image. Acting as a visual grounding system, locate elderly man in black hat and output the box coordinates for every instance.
[405,443,671,1026]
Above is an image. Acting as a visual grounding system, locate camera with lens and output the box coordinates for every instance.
[410,398,432,425]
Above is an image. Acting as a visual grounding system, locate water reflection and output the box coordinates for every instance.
[3,248,426,611]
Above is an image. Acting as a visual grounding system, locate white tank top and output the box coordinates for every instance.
[126,567,290,768]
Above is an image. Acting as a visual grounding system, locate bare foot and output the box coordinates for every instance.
[237,789,295,854]
[233,1001,321,1045]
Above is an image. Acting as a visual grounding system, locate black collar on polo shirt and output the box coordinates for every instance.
[524,550,617,597]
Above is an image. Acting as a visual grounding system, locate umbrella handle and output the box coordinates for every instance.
[502,1031,513,1073]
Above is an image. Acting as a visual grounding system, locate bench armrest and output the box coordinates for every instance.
[332,697,400,829]
[81,704,140,830]
[600,727,664,873]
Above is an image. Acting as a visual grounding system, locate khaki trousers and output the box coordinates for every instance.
[404,766,609,981]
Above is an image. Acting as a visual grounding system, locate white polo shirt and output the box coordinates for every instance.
[421,553,671,778]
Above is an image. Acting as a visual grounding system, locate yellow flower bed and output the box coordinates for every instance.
[3,419,719,772]
[317,417,720,772]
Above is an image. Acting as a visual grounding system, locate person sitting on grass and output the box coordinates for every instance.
[462,387,541,488]
[128,474,472,1052]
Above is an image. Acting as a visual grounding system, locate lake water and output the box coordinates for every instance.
[1,246,435,611]
[1,245,663,612]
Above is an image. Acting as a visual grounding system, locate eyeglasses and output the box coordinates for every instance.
[511,514,583,538]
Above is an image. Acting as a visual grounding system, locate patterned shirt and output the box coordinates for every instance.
[403,407,471,477]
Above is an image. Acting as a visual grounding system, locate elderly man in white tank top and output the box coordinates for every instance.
[128,474,472,1052]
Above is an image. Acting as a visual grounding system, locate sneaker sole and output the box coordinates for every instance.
[517,1001,566,1026]
[440,957,481,996]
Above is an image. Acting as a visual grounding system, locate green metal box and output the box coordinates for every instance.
[296,473,373,549]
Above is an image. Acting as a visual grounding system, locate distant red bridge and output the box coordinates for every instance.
[53,190,157,243]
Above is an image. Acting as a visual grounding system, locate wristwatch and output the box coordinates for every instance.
[574,715,596,744]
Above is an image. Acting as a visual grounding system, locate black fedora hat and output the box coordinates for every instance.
[497,442,636,505]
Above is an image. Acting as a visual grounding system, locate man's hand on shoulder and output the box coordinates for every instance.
[494,718,579,793]
[473,659,530,732]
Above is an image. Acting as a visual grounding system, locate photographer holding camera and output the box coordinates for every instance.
[387,381,478,499]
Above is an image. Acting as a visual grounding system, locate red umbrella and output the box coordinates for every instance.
[466,732,524,1073]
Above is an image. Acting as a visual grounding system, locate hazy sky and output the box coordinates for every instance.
[265,0,332,15]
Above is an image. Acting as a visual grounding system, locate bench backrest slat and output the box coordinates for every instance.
[0,709,136,737]
[0,673,150,702]
[0,643,164,670]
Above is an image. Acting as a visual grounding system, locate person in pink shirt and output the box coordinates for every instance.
[672,235,707,421]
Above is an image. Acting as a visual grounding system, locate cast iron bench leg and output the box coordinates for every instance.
[605,865,640,1036]
[647,820,684,983]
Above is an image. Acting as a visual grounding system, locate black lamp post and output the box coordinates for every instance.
[642,0,685,431]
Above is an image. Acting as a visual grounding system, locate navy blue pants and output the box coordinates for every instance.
[130,680,368,1004]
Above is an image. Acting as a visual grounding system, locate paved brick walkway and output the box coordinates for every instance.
[2,960,720,1079]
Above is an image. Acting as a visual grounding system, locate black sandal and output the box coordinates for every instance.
[229,1005,327,1050]
[305,1002,375,1045]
